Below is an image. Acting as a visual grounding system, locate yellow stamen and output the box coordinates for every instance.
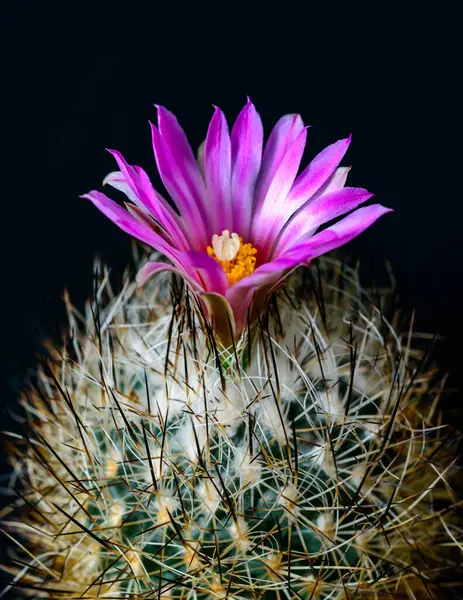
[207,230,257,285]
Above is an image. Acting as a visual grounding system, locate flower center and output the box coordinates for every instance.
[207,230,257,285]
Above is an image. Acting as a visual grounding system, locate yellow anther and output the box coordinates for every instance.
[207,232,257,285]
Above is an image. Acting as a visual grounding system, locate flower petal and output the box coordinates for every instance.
[269,165,350,256]
[106,150,160,215]
[204,107,232,232]
[252,126,308,254]
[125,203,175,245]
[137,260,235,347]
[183,250,229,296]
[150,122,208,247]
[323,166,350,193]
[273,187,374,255]
[226,255,300,336]
[227,204,392,333]
[230,99,264,239]
[156,105,210,221]
[201,292,236,347]
[136,260,203,291]
[254,113,305,214]
[105,151,190,250]
[156,105,202,173]
[284,136,352,214]
[103,171,139,204]
[284,203,393,260]
[82,190,181,263]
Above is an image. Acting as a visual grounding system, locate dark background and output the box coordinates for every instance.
[1,1,460,430]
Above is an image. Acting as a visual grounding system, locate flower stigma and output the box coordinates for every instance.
[211,230,240,261]
[207,230,257,285]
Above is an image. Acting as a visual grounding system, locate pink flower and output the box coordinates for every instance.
[83,100,391,344]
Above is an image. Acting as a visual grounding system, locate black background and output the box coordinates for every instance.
[1,1,461,431]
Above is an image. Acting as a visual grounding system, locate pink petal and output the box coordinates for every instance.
[323,166,351,193]
[183,250,229,296]
[230,99,264,240]
[137,259,235,346]
[106,150,159,215]
[136,260,203,291]
[254,113,305,215]
[252,126,308,254]
[150,123,208,247]
[156,105,210,223]
[106,151,190,251]
[273,187,374,255]
[285,136,352,214]
[227,204,392,332]
[156,105,202,174]
[125,203,175,245]
[284,203,393,260]
[204,107,232,232]
[269,165,351,254]
[226,255,300,335]
[82,190,181,264]
[103,171,139,204]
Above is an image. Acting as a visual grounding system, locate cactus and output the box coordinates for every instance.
[1,257,460,599]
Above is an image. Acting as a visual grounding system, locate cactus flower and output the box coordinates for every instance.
[83,100,391,342]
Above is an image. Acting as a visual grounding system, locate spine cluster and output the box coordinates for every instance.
[1,258,460,599]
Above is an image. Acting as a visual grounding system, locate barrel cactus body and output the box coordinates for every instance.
[1,258,460,599]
